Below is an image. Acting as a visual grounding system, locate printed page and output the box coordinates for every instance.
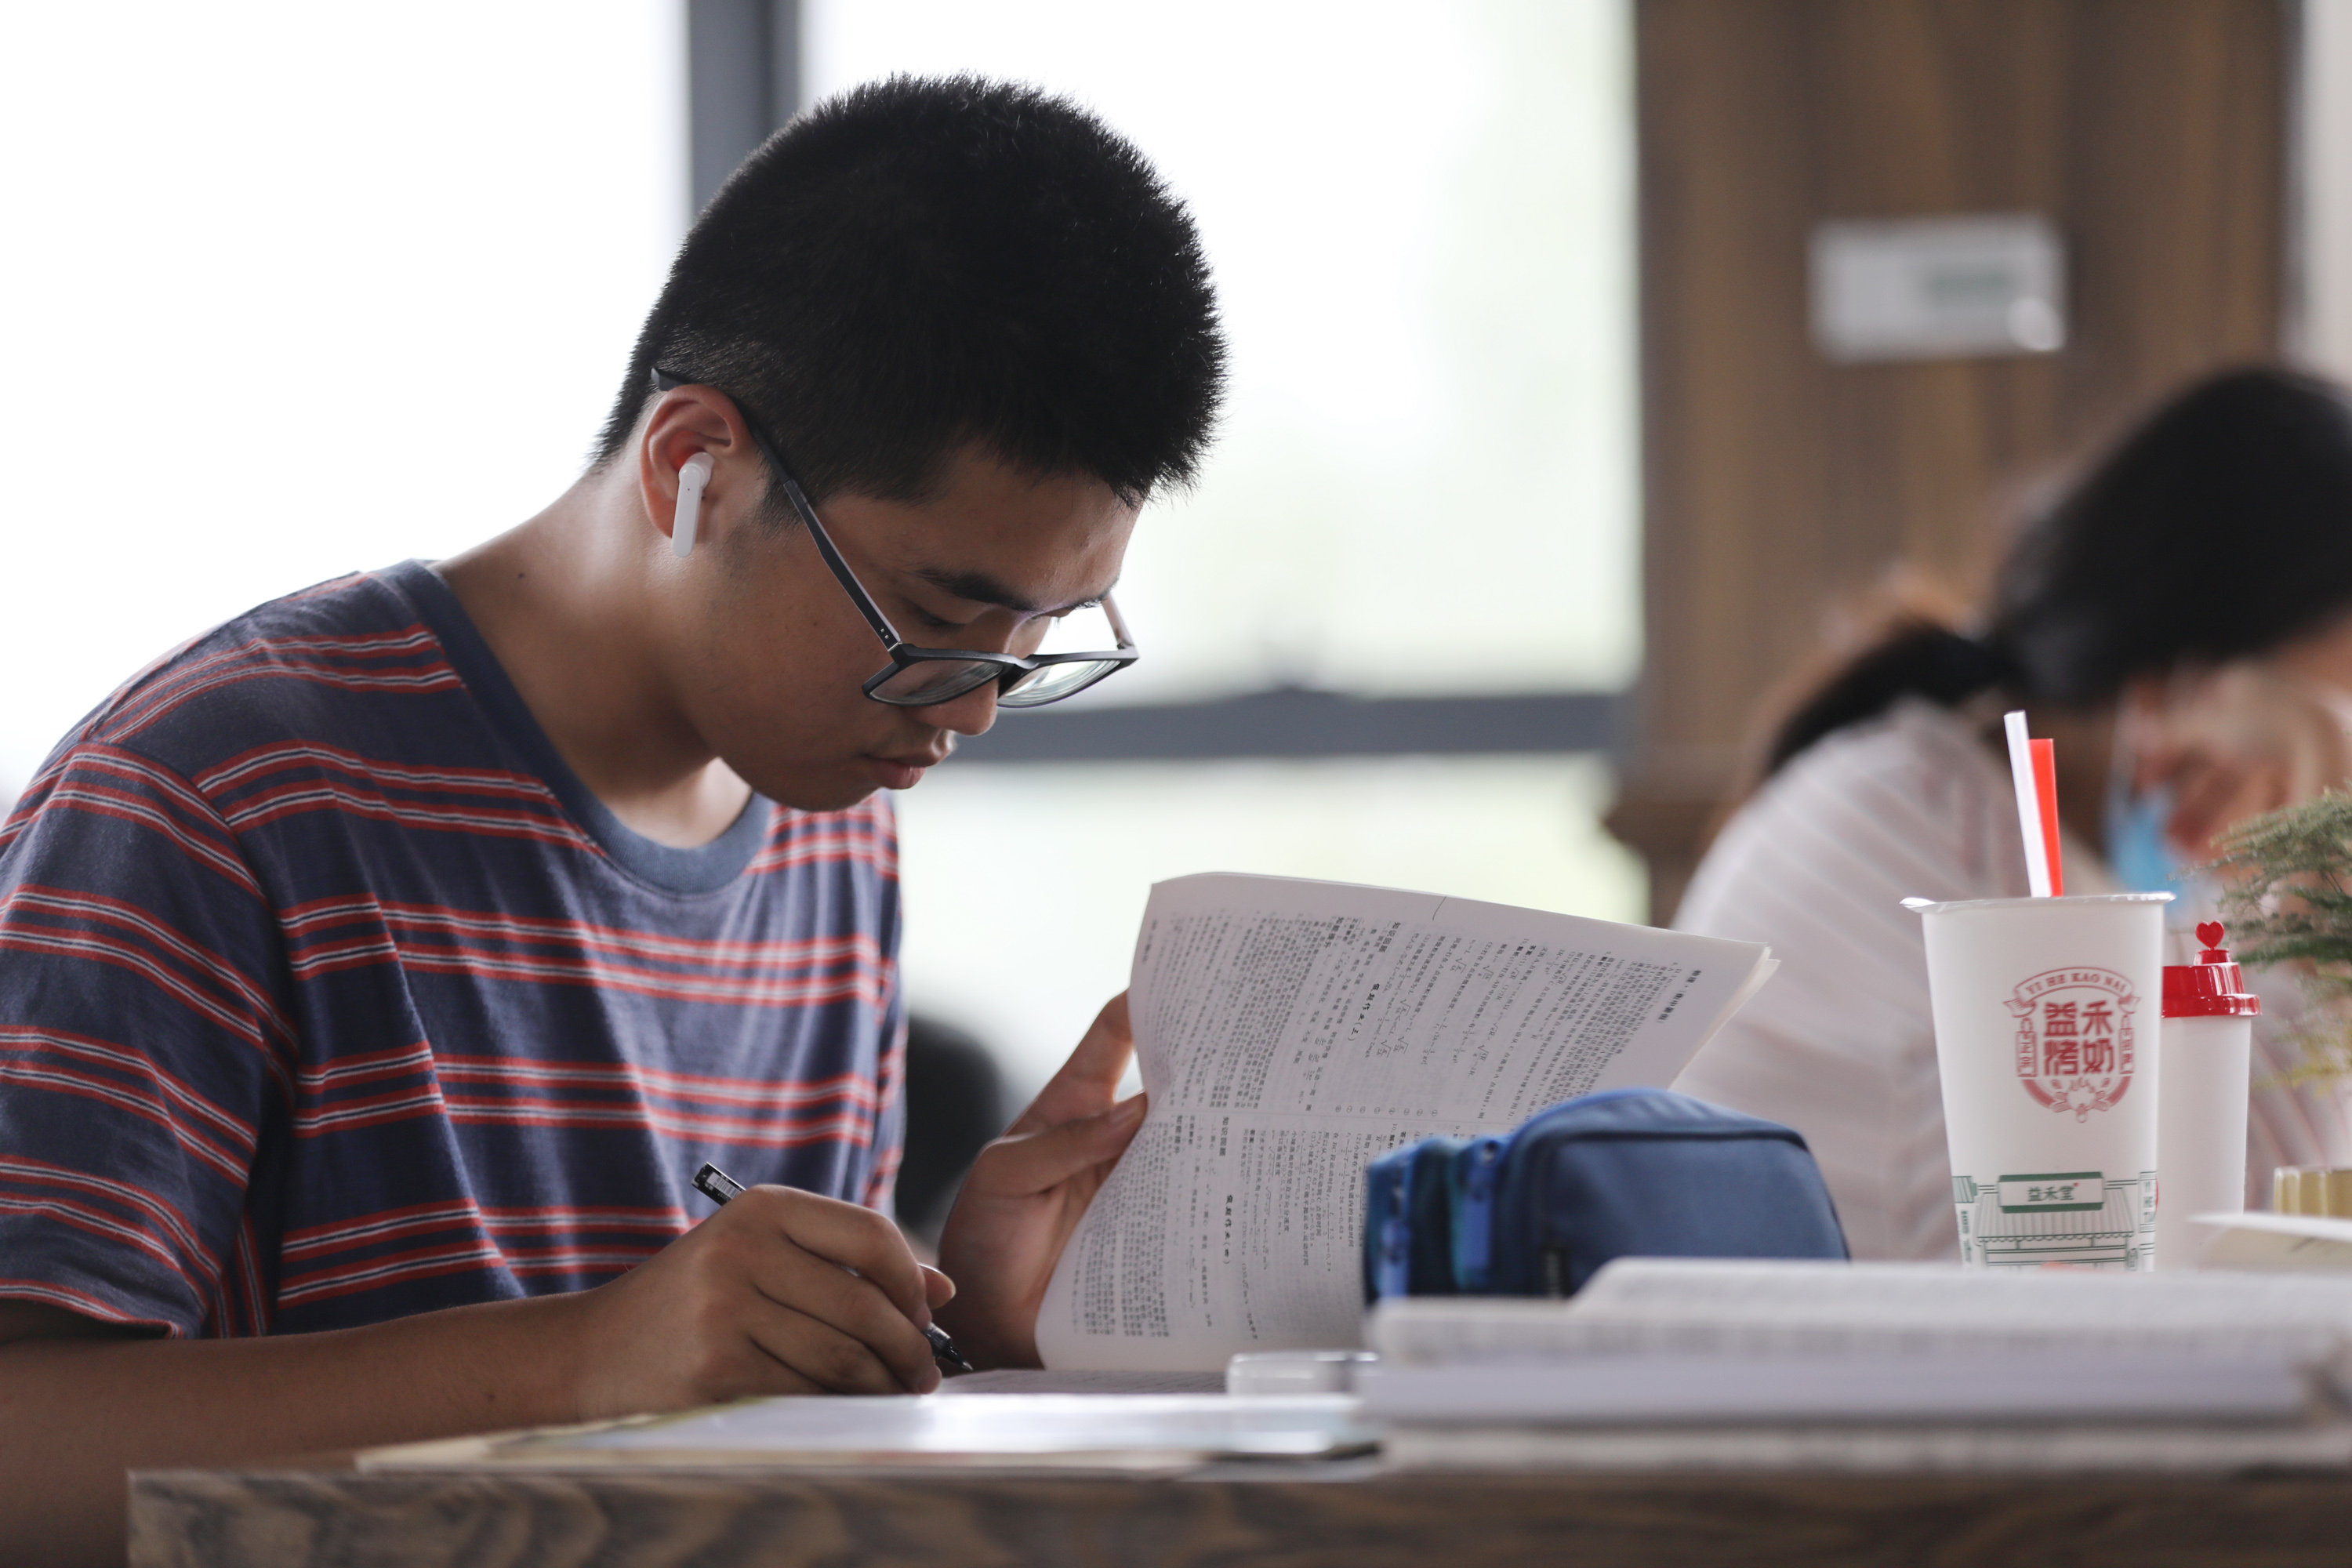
[1036,873,1774,1371]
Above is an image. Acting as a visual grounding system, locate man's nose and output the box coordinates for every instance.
[915,679,999,738]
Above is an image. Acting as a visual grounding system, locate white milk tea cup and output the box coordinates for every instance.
[1904,892,2172,1270]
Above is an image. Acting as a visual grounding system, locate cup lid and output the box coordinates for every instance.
[1900,892,2175,916]
[2163,920,2261,1018]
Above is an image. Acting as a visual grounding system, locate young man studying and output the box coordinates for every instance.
[0,75,1224,1563]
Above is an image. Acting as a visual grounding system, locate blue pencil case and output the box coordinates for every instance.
[1364,1087,1849,1301]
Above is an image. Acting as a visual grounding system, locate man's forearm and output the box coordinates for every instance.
[0,1292,590,1567]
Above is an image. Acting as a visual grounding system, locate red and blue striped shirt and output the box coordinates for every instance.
[0,562,903,1337]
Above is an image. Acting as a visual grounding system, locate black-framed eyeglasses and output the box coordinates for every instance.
[652,368,1138,710]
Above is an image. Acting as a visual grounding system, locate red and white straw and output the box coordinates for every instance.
[2002,710,2064,898]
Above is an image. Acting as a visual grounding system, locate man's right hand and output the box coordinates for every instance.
[560,1183,956,1417]
[0,1189,955,1566]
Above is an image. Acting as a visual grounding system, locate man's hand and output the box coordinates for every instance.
[0,1193,956,1566]
[932,993,1147,1368]
[564,1182,956,1417]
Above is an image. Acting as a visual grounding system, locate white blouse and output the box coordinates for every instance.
[1669,699,2352,1261]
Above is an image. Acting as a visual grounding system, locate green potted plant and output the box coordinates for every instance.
[2215,789,2352,1080]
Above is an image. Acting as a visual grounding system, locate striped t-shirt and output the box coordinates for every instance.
[0,562,903,1338]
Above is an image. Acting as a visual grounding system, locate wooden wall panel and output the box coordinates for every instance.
[1616,0,2288,921]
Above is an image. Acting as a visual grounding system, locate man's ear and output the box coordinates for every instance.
[637,384,761,553]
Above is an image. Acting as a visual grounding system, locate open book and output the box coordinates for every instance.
[1034,873,1777,1371]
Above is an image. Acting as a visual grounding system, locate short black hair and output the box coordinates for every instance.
[595,74,1225,510]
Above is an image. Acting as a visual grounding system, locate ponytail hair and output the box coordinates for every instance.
[1761,620,2011,779]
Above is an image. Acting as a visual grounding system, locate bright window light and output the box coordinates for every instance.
[0,2,685,791]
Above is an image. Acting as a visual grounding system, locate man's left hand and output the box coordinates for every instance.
[931,993,1145,1369]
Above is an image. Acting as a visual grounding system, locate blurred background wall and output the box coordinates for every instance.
[2,0,2348,1107]
[1613,0,2298,922]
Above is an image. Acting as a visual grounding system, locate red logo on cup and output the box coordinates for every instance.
[2004,967,2138,1121]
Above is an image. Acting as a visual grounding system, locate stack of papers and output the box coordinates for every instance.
[1361,1259,2352,1473]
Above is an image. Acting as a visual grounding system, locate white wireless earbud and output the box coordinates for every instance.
[672,452,715,559]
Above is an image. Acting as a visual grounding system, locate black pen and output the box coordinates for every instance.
[691,1161,974,1376]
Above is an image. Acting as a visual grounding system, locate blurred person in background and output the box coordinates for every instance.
[1672,368,2352,1261]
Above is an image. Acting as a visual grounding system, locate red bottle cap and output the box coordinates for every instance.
[2162,921,2262,1018]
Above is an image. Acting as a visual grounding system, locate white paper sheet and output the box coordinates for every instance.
[938,1368,1227,1396]
[372,1394,1373,1468]
[2194,1211,2352,1272]
[1036,874,1775,1371]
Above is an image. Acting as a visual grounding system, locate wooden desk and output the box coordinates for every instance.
[129,1462,2352,1567]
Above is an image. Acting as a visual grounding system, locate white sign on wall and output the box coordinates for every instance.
[1809,214,2067,363]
